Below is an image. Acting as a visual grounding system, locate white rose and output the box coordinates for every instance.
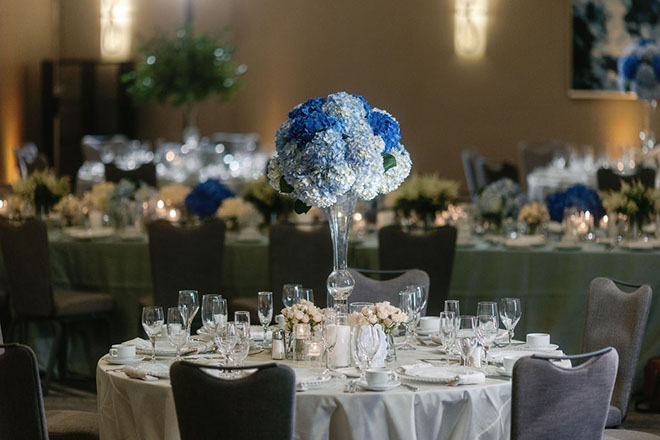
[302,314,310,323]
[368,315,378,324]
[295,311,304,320]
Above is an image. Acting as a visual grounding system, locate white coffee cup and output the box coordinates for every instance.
[526,333,550,348]
[419,316,440,332]
[365,369,398,387]
[502,356,518,374]
[109,344,136,359]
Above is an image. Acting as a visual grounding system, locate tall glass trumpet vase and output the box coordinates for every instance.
[325,192,357,315]
[641,99,657,153]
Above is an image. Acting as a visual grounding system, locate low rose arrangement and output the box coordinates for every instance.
[351,301,407,334]
[281,300,325,332]
[518,202,549,229]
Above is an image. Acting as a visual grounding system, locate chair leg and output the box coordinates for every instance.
[43,320,63,395]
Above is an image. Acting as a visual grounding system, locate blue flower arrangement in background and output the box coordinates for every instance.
[618,38,660,101]
[545,184,604,223]
[185,178,235,218]
[476,178,526,224]
[267,92,412,212]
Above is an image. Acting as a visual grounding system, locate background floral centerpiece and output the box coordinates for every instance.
[185,179,235,220]
[476,178,526,229]
[518,202,549,234]
[13,169,70,217]
[53,195,82,226]
[84,182,115,213]
[158,183,191,209]
[389,174,459,228]
[281,300,325,333]
[545,184,604,223]
[602,180,660,238]
[267,92,412,313]
[244,176,294,225]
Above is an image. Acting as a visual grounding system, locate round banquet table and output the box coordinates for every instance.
[96,345,512,440]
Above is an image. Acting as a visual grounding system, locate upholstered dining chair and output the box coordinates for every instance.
[348,269,430,313]
[144,219,226,313]
[583,277,652,428]
[517,140,570,181]
[473,155,520,190]
[378,225,456,316]
[170,362,296,440]
[511,347,618,440]
[597,167,656,191]
[269,224,333,309]
[0,343,99,440]
[0,218,114,393]
[104,162,157,187]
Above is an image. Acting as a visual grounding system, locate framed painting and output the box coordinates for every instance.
[570,0,660,99]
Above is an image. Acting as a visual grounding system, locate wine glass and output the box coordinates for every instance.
[455,315,478,367]
[141,306,164,363]
[257,291,273,348]
[201,294,222,336]
[439,311,456,365]
[477,301,498,318]
[323,310,338,369]
[444,300,460,317]
[475,314,499,369]
[398,290,415,351]
[234,311,251,328]
[231,329,251,367]
[282,284,302,308]
[499,298,522,347]
[407,285,427,337]
[178,290,199,335]
[355,324,382,369]
[301,288,314,304]
[218,297,228,325]
[215,323,238,366]
[167,307,188,361]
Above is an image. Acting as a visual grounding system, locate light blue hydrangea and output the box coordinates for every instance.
[477,178,526,221]
[268,92,412,209]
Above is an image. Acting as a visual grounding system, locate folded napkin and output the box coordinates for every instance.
[401,363,485,385]
[123,366,159,381]
[123,338,213,356]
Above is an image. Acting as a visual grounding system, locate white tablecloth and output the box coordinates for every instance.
[97,344,515,440]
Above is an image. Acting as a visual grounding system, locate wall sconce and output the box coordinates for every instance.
[100,0,132,60]
[454,0,488,59]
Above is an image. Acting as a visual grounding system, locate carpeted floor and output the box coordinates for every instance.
[44,384,660,436]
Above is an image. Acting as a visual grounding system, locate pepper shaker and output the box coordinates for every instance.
[272,328,285,360]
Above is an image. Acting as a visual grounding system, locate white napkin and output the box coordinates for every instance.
[123,338,213,356]
[401,363,485,385]
[123,366,159,381]
[371,325,387,368]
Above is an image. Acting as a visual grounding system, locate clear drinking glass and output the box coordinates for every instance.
[178,290,199,335]
[234,311,251,329]
[398,290,416,351]
[282,284,302,308]
[499,298,522,347]
[439,311,456,365]
[475,314,499,368]
[215,323,238,366]
[257,291,273,348]
[349,302,373,315]
[355,324,382,369]
[476,301,498,318]
[167,307,188,361]
[141,306,164,363]
[231,332,251,367]
[455,315,478,367]
[444,300,460,317]
[201,294,222,336]
[407,285,427,337]
[218,298,228,325]
[300,288,314,304]
[323,310,338,369]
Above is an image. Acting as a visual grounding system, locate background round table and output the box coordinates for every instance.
[96,345,512,440]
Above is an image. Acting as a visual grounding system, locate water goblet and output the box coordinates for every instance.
[167,307,188,361]
[439,311,456,365]
[234,311,251,329]
[398,290,416,351]
[282,284,302,308]
[407,285,427,337]
[323,310,338,369]
[356,324,382,369]
[257,291,273,348]
[476,301,498,318]
[201,294,222,335]
[499,298,522,347]
[301,288,314,304]
[141,306,164,363]
[455,315,478,367]
[215,323,238,366]
[178,290,199,335]
[475,314,499,369]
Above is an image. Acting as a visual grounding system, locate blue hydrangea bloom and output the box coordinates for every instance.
[622,54,640,80]
[618,39,660,100]
[185,179,235,218]
[545,184,604,223]
[367,109,401,154]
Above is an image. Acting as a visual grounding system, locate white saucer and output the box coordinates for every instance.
[528,343,559,351]
[357,379,400,391]
[496,367,512,377]
[416,328,439,336]
[104,354,144,365]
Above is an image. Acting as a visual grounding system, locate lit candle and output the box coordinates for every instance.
[330,325,351,367]
[295,323,309,340]
[307,341,322,357]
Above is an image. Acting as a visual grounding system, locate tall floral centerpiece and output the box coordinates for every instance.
[602,181,660,240]
[267,92,412,313]
[618,39,660,152]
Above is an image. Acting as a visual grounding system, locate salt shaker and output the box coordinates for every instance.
[272,329,285,360]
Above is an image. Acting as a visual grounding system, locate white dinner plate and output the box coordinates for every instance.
[504,236,546,248]
[357,379,400,391]
[103,354,144,365]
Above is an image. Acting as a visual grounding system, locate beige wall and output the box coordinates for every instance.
[3,0,650,185]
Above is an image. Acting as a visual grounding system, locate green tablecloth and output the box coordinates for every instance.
[3,232,660,388]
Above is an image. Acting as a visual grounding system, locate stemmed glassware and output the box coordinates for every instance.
[300,288,314,304]
[230,322,251,367]
[499,298,522,347]
[355,324,382,370]
[476,301,498,318]
[282,284,302,308]
[475,314,499,368]
[407,285,428,337]
[398,290,416,351]
[167,307,188,361]
[215,323,238,366]
[455,315,478,367]
[234,311,251,329]
[141,306,164,363]
[178,290,199,338]
[439,311,456,364]
[257,292,273,348]
[201,294,222,334]
[323,310,338,369]
[444,300,460,318]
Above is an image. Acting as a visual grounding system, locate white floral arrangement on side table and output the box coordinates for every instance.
[352,301,407,334]
[281,300,325,333]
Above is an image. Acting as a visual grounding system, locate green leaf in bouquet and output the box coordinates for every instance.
[294,199,311,214]
[382,153,396,172]
[279,177,294,194]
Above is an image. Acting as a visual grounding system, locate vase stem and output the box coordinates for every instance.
[641,99,657,153]
[325,192,357,315]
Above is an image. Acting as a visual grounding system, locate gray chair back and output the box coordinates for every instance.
[105,162,157,187]
[518,140,569,179]
[474,156,520,190]
[147,220,226,311]
[348,269,430,314]
[461,149,479,199]
[0,344,49,440]
[512,347,618,440]
[583,277,652,424]
[378,226,456,316]
[170,362,295,440]
[596,167,656,191]
[0,219,55,317]
[269,224,332,310]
